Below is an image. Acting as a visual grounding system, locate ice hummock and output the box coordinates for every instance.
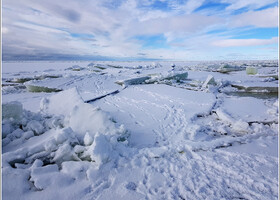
[3,88,128,172]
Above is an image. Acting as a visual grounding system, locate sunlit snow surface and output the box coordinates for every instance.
[2,61,278,200]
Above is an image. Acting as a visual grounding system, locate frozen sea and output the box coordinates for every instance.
[2,60,279,199]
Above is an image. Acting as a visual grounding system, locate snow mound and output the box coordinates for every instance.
[40,87,84,116]
[86,133,114,166]
[69,103,120,139]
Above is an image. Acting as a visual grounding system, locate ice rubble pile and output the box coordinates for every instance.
[2,88,128,169]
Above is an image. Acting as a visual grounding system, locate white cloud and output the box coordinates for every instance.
[212,37,278,47]
[168,0,205,14]
[222,0,277,11]
[230,7,278,28]
[2,0,223,58]
[127,14,221,36]
[2,0,279,60]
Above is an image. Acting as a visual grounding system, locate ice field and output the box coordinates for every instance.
[2,60,279,199]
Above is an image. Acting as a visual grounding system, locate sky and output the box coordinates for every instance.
[2,0,279,61]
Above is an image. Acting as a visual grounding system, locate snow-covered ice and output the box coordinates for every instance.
[2,61,278,200]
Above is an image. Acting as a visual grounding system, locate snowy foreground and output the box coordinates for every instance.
[2,61,278,200]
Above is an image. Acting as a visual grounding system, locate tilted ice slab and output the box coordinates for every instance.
[231,81,278,93]
[216,96,278,124]
[92,84,216,148]
[24,73,122,102]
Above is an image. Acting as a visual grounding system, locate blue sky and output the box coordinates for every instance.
[2,0,278,60]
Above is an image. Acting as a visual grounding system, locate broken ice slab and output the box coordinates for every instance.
[150,62,162,68]
[217,96,278,123]
[231,84,278,93]
[144,72,188,84]
[36,75,62,80]
[257,74,278,80]
[88,63,123,70]
[216,64,246,73]
[6,75,62,84]
[202,75,216,88]
[6,77,33,83]
[116,72,189,87]
[164,72,188,81]
[25,84,62,93]
[2,101,23,121]
[87,63,110,71]
[115,76,151,86]
[65,65,86,71]
[149,72,189,84]
[107,64,123,69]
[224,91,278,99]
[246,67,258,75]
